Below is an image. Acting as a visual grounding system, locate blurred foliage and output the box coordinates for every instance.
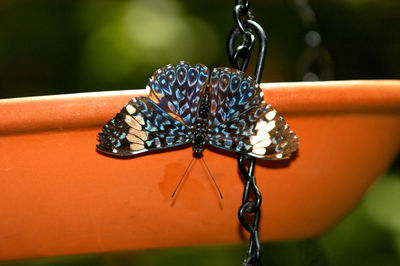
[0,0,399,98]
[0,0,399,265]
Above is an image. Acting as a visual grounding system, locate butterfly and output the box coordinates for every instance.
[97,61,298,159]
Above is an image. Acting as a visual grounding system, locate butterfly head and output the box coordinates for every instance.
[192,133,205,155]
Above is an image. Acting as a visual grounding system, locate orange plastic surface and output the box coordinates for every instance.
[0,80,399,261]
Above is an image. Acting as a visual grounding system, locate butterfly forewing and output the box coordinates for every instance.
[206,68,298,159]
[96,62,208,156]
[97,96,191,156]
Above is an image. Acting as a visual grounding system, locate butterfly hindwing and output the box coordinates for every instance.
[207,68,264,129]
[147,62,209,129]
[206,68,298,159]
[97,96,191,156]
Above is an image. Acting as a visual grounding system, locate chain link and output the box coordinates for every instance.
[228,0,255,73]
[227,1,267,265]
[227,1,267,84]
[238,155,262,266]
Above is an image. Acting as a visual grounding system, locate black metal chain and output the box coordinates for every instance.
[227,1,267,265]
[238,155,262,266]
[227,0,267,84]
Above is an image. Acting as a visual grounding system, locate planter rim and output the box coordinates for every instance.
[0,80,399,135]
[1,79,398,102]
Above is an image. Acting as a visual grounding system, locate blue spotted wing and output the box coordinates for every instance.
[206,68,298,159]
[98,62,298,159]
[97,62,209,155]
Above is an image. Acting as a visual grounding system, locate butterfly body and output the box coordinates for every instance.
[97,62,298,160]
[192,86,211,154]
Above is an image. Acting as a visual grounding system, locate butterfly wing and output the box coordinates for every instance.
[97,97,191,156]
[97,62,209,156]
[206,68,298,160]
[147,61,209,130]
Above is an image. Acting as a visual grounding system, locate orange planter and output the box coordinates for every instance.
[0,80,399,261]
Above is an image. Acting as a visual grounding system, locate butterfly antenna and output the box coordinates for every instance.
[201,157,223,199]
[171,157,195,198]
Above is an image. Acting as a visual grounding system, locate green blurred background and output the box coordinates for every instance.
[0,0,399,265]
[0,0,399,98]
